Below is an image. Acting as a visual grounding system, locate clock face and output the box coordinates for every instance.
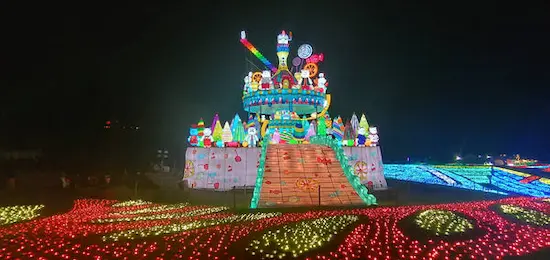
[297,44,313,59]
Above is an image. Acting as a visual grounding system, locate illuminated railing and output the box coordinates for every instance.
[310,135,377,205]
[249,134,271,209]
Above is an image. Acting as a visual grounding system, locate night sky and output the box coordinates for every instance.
[2,2,549,163]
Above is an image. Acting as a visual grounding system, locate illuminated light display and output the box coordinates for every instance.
[385,164,450,186]
[0,198,550,258]
[246,215,358,258]
[491,169,550,197]
[104,212,281,241]
[255,143,369,207]
[415,209,474,236]
[240,31,277,73]
[496,166,532,177]
[94,206,228,223]
[384,164,550,197]
[111,202,189,215]
[111,200,152,207]
[310,135,377,205]
[496,166,550,186]
[0,205,44,225]
[420,166,457,185]
[386,164,506,194]
[435,165,493,183]
[185,29,387,207]
[498,204,550,226]
[435,167,505,193]
[250,134,271,208]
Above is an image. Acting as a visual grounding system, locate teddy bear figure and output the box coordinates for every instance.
[260,70,273,90]
[367,127,379,146]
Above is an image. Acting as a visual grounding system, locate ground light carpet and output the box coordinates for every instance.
[1,197,550,259]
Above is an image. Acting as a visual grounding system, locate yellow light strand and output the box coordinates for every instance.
[93,206,228,223]
[103,212,281,241]
[111,200,152,207]
[112,203,189,215]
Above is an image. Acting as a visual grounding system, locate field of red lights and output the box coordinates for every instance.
[1,197,550,259]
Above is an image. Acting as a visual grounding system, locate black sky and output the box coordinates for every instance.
[2,2,549,162]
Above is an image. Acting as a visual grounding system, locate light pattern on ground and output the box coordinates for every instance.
[0,205,44,225]
[111,202,189,215]
[246,215,358,258]
[111,199,151,207]
[499,204,550,226]
[415,209,474,236]
[0,198,549,259]
[104,212,281,241]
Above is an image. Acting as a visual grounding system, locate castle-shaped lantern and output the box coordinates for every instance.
[240,30,331,137]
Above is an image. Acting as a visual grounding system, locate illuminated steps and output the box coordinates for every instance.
[257,144,364,207]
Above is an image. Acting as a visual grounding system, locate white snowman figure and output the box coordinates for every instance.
[260,70,273,90]
[245,127,259,147]
[316,73,328,93]
[300,69,313,90]
[367,127,379,146]
[243,72,252,93]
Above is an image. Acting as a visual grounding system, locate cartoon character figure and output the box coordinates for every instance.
[260,70,273,90]
[251,75,259,91]
[243,72,252,94]
[245,127,260,147]
[293,72,302,89]
[367,127,379,146]
[202,128,213,148]
[316,73,328,93]
[274,111,282,120]
[293,122,305,142]
[356,127,367,147]
[188,124,199,146]
[300,69,313,90]
[271,128,281,144]
[281,111,291,120]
